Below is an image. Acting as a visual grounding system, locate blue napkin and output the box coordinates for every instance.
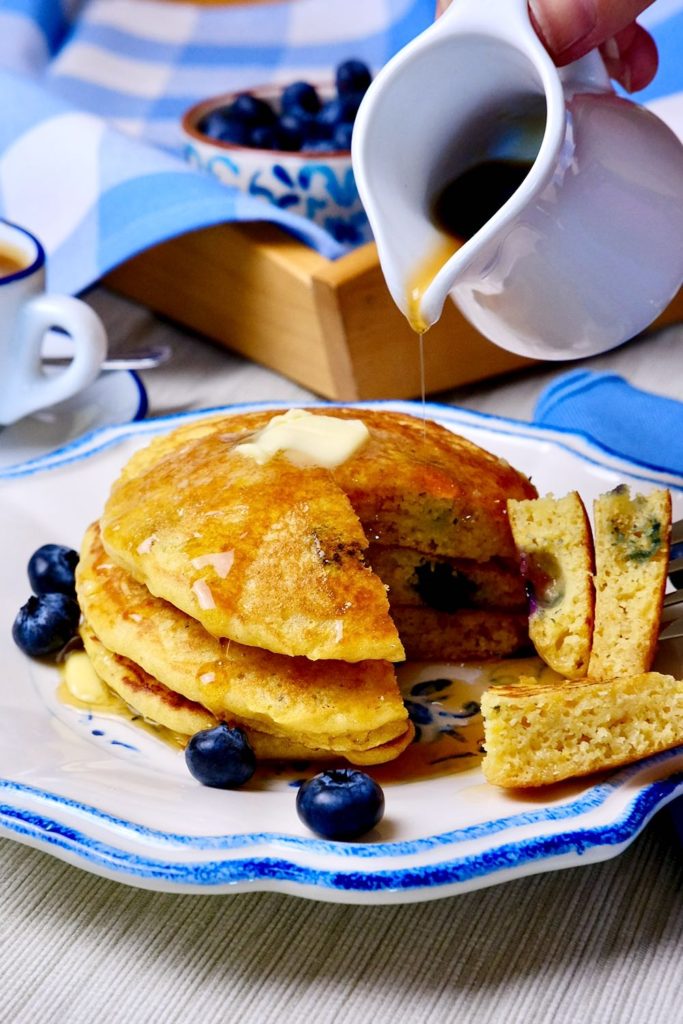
[533,371,683,476]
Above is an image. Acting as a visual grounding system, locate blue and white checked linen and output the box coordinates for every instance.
[0,0,681,296]
[0,0,435,292]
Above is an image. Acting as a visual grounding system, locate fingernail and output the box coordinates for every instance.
[529,0,597,59]
[602,36,620,62]
[620,63,634,92]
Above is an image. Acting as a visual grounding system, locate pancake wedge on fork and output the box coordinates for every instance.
[77,523,413,764]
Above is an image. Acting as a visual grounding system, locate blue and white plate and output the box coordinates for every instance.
[1,399,682,904]
[0,370,147,472]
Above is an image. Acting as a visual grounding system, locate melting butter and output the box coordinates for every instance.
[58,654,187,750]
[63,650,110,704]
[233,409,369,469]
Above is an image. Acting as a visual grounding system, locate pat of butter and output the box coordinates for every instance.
[233,409,369,469]
[64,651,109,704]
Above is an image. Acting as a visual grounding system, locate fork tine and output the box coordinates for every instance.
[669,556,683,577]
[671,519,683,546]
[661,590,683,621]
[659,618,683,641]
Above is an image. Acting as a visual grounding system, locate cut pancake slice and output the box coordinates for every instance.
[101,416,402,663]
[588,487,671,680]
[77,523,412,762]
[100,408,535,662]
[389,606,529,661]
[481,671,683,788]
[367,545,526,612]
[507,492,594,679]
[81,624,410,764]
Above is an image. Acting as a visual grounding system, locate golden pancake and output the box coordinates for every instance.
[588,487,671,680]
[77,523,412,761]
[80,623,410,764]
[100,408,535,660]
[390,606,530,661]
[481,671,683,787]
[366,545,526,611]
[101,417,402,663]
[507,492,595,679]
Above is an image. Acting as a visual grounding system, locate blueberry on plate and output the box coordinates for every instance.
[185,723,256,788]
[281,81,321,117]
[335,59,372,96]
[28,543,79,596]
[12,593,81,657]
[296,768,385,840]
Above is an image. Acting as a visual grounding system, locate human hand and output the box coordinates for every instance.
[436,0,658,92]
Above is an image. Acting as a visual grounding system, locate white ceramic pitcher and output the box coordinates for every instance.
[352,0,683,359]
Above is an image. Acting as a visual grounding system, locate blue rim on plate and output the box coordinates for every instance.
[1,399,682,902]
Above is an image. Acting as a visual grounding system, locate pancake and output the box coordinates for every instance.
[100,408,535,661]
[366,545,526,612]
[481,671,683,787]
[389,606,530,661]
[77,523,412,761]
[507,492,595,679]
[588,487,671,680]
[80,623,409,764]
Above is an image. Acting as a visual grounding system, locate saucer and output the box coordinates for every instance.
[0,370,146,471]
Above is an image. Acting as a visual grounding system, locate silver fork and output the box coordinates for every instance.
[659,518,683,640]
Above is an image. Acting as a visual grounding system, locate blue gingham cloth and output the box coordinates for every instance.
[0,0,434,293]
[534,371,683,477]
[0,0,681,296]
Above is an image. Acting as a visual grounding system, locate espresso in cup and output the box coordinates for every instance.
[0,219,107,425]
[0,243,28,278]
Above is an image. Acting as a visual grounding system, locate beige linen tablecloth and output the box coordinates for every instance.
[2,290,682,1024]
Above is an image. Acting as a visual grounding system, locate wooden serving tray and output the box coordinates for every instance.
[106,222,683,401]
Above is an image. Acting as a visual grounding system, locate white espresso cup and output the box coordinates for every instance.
[0,220,107,426]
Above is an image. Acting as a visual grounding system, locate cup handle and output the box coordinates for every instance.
[6,294,107,424]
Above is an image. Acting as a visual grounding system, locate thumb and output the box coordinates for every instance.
[528,0,655,62]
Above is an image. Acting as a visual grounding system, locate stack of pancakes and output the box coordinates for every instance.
[76,408,536,764]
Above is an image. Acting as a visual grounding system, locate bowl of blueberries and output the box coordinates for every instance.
[181,59,374,245]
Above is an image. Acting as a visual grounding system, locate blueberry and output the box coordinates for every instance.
[185,723,256,788]
[277,113,306,152]
[228,93,277,127]
[12,593,80,657]
[413,561,476,613]
[281,81,321,116]
[28,543,79,596]
[296,768,384,840]
[302,139,337,153]
[250,124,278,149]
[335,59,372,97]
[331,121,354,151]
[199,108,252,145]
[316,96,361,137]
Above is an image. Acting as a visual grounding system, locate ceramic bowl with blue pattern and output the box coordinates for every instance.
[181,85,371,246]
